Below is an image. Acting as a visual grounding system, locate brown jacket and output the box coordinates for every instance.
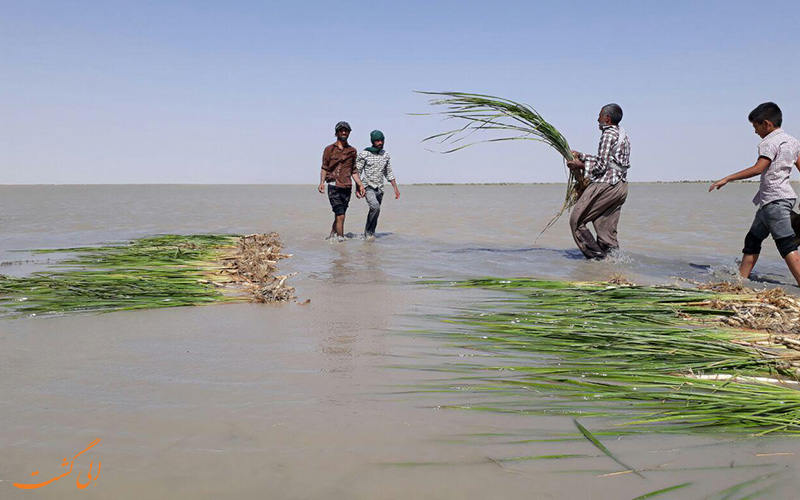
[321,143,358,188]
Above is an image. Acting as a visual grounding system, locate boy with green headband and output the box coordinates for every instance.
[356,130,401,238]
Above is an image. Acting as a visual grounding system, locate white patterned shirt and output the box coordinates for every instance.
[577,125,631,185]
[356,150,395,190]
[753,128,800,207]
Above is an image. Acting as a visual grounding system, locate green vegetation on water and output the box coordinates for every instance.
[427,278,800,434]
[0,234,243,318]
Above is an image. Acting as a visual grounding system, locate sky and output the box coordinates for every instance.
[1,0,800,184]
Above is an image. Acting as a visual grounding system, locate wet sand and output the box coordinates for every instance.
[2,184,799,498]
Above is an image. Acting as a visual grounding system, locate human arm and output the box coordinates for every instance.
[383,153,399,198]
[319,147,332,193]
[319,168,327,193]
[709,157,772,192]
[355,152,366,181]
[352,171,365,198]
[578,130,615,178]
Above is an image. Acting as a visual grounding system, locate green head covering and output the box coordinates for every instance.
[365,130,385,154]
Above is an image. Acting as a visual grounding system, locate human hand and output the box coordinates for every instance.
[318,183,325,194]
[394,189,400,200]
[566,159,584,170]
[570,150,581,160]
[709,177,729,192]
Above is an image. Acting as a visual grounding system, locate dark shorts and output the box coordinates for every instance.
[327,185,352,215]
[748,198,796,241]
[743,198,798,257]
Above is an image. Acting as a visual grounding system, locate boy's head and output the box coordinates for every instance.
[748,102,782,138]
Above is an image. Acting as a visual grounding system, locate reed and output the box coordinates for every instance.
[417,91,588,230]
[427,278,800,434]
[0,233,294,318]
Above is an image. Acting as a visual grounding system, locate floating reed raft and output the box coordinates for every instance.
[0,233,295,318]
[429,278,800,434]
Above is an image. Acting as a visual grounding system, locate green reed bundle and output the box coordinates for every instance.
[425,278,800,434]
[418,91,588,227]
[0,233,293,318]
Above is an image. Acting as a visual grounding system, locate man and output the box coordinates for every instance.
[355,130,400,238]
[318,121,365,239]
[566,104,631,259]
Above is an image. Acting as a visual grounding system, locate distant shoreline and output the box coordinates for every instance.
[0,180,791,187]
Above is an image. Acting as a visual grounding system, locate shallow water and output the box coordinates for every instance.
[1,184,799,499]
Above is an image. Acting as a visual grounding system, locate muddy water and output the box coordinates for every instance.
[1,184,799,499]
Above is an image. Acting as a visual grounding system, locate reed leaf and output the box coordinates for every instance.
[574,419,644,478]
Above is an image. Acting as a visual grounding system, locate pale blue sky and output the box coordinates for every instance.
[1,0,799,184]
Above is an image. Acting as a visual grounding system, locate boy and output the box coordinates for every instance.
[709,102,800,286]
[318,121,365,239]
[355,130,400,238]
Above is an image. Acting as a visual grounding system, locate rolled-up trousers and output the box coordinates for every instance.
[569,182,628,259]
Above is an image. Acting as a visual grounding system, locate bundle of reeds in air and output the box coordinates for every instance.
[418,91,589,226]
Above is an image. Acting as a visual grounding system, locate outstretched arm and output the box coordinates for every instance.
[709,157,772,192]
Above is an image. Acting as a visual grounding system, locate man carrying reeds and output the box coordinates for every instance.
[319,121,366,239]
[356,130,401,238]
[566,104,631,259]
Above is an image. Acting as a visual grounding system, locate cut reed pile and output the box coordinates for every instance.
[0,233,295,318]
[694,283,800,338]
[221,233,296,303]
[428,278,800,434]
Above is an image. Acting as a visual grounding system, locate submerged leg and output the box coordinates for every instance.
[569,184,608,259]
[364,188,383,236]
[594,183,628,254]
[334,214,346,237]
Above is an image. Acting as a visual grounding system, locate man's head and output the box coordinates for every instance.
[335,121,352,143]
[598,104,623,129]
[370,130,385,150]
[748,102,782,138]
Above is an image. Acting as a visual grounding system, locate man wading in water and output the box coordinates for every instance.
[566,104,631,259]
[356,130,400,238]
[319,121,365,239]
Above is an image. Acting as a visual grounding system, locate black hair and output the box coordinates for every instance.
[601,103,623,125]
[748,102,782,127]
